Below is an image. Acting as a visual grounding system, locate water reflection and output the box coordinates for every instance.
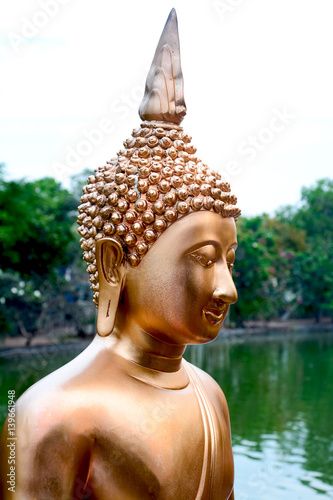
[185,333,333,499]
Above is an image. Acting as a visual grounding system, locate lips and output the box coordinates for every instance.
[203,305,228,325]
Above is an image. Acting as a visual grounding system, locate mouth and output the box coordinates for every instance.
[202,305,228,325]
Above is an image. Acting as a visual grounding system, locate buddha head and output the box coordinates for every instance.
[77,9,241,343]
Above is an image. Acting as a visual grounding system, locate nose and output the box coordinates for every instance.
[212,266,238,305]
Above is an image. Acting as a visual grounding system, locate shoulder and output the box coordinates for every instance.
[15,359,81,425]
[12,339,125,446]
[14,337,110,436]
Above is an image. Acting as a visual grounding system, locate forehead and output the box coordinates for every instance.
[144,212,237,261]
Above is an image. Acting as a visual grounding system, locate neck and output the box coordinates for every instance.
[111,323,186,373]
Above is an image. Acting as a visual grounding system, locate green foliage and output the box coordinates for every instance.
[0,270,43,337]
[0,168,95,338]
[231,216,273,323]
[0,175,77,277]
[293,178,333,237]
[288,179,333,320]
[232,178,333,323]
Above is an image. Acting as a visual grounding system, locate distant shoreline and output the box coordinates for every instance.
[222,318,333,337]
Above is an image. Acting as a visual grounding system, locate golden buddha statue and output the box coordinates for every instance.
[0,9,240,499]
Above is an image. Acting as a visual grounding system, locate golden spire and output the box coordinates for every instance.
[139,8,186,125]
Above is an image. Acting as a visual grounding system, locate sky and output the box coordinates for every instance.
[0,0,332,216]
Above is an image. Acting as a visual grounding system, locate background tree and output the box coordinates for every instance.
[230,215,274,325]
[285,179,333,321]
[0,167,95,342]
[231,179,333,325]
[0,174,77,277]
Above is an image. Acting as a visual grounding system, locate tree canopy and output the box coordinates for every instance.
[232,178,333,323]
[0,167,94,339]
[0,172,77,277]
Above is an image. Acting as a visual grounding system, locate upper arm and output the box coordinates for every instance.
[23,423,92,499]
[1,393,93,499]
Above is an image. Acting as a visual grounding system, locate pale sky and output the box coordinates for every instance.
[0,0,332,216]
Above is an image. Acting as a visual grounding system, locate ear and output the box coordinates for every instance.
[95,238,125,337]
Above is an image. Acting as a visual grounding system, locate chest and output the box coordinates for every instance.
[82,383,232,499]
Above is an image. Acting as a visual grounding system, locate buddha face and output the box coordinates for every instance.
[122,211,238,345]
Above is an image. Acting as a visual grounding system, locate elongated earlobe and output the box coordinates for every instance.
[95,238,125,337]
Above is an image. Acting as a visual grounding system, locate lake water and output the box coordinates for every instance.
[1,332,332,499]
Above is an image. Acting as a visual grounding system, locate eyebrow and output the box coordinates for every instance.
[185,240,238,254]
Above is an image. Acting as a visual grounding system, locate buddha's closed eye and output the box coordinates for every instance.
[189,252,216,268]
[188,245,217,268]
[226,248,236,271]
[189,245,236,271]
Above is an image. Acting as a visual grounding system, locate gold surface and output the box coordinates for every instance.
[139,8,186,124]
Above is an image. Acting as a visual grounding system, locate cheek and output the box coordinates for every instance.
[126,263,184,322]
[171,267,215,333]
[183,267,214,306]
[125,260,215,333]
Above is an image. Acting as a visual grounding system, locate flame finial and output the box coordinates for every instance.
[139,8,186,125]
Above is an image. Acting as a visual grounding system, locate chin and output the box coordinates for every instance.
[190,325,221,345]
[190,311,228,344]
